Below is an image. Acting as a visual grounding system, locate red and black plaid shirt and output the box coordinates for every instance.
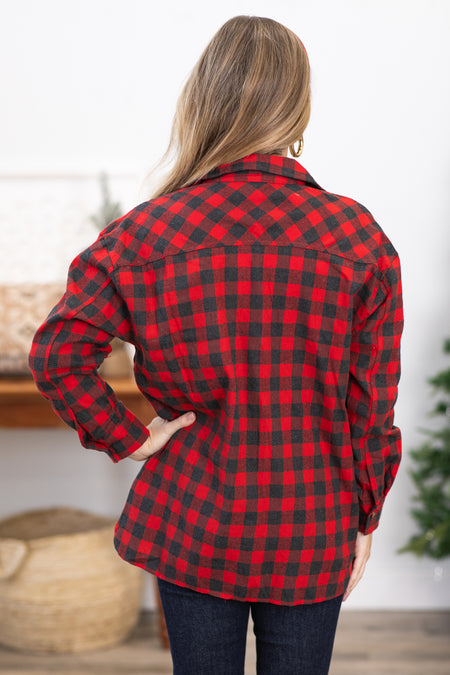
[29,153,403,605]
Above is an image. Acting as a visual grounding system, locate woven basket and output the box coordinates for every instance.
[0,507,144,653]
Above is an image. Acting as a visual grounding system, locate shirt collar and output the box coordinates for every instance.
[197,152,323,191]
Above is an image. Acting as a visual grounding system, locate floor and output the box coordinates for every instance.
[0,610,449,674]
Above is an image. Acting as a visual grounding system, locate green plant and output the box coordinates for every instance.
[397,338,450,559]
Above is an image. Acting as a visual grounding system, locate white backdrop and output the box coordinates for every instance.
[1,0,449,610]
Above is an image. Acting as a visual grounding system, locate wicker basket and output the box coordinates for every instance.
[0,507,144,653]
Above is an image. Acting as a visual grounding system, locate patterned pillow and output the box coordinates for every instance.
[0,283,65,375]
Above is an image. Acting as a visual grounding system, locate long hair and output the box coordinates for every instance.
[148,15,311,199]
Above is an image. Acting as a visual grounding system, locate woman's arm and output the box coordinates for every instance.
[28,232,151,462]
[346,253,404,534]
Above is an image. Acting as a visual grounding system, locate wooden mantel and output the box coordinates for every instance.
[0,377,156,428]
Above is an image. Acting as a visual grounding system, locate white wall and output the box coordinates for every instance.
[1,0,449,610]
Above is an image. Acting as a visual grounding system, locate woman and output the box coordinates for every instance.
[29,15,403,675]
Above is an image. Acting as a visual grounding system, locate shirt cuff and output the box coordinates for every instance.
[80,407,150,463]
[358,503,383,534]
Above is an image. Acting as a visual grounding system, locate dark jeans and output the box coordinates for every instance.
[157,577,343,675]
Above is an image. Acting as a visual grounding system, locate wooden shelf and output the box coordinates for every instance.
[0,376,156,428]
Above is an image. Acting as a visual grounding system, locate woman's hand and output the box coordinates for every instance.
[129,411,196,462]
[343,531,372,601]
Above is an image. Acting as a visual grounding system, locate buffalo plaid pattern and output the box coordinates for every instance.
[29,153,403,605]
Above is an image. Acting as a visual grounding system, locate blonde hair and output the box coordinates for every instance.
[148,15,311,199]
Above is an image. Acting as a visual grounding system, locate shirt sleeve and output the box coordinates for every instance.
[28,233,150,463]
[346,253,404,534]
